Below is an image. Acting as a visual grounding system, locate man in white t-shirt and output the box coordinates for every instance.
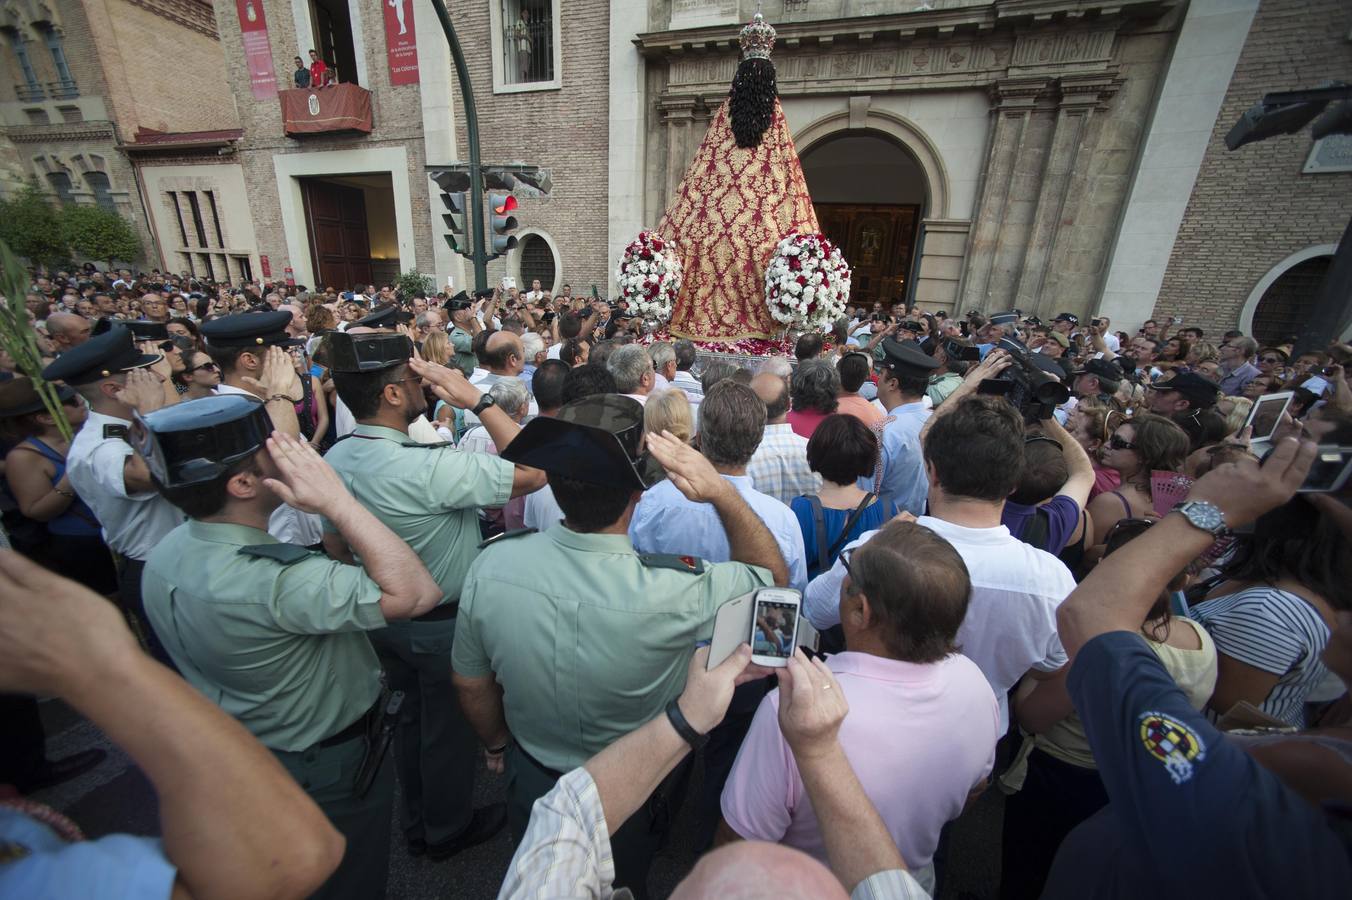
[804,394,1074,730]
[721,519,998,894]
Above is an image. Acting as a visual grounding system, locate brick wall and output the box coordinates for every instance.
[211,0,436,288]
[447,0,612,294]
[1153,0,1352,337]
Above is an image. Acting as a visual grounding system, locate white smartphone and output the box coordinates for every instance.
[1244,390,1293,443]
[1297,445,1352,493]
[749,587,801,668]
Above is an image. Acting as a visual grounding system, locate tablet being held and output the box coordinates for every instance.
[750,587,801,667]
[1244,390,1293,443]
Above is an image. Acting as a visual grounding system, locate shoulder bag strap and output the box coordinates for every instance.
[827,492,877,562]
[806,494,830,569]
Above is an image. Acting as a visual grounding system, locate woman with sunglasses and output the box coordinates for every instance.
[1086,413,1190,548]
[175,350,221,400]
[0,378,118,595]
[1001,516,1217,900]
[1065,402,1124,500]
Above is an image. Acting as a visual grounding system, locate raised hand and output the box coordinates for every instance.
[140,341,173,381]
[114,367,169,413]
[677,644,754,734]
[261,431,350,515]
[241,345,302,401]
[776,648,849,762]
[1187,436,1317,530]
[646,430,732,505]
[408,355,481,410]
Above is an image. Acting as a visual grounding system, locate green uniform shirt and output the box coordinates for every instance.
[449,327,475,376]
[452,524,773,772]
[926,372,964,408]
[323,424,514,601]
[142,520,385,752]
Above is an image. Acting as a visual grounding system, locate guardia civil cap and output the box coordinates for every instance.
[988,310,1019,327]
[41,325,162,385]
[354,304,399,330]
[877,338,939,377]
[325,331,413,374]
[200,310,303,349]
[500,394,660,491]
[131,394,273,488]
[126,320,170,341]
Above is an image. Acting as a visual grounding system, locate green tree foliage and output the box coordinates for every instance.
[0,181,66,268]
[397,268,435,300]
[60,203,141,267]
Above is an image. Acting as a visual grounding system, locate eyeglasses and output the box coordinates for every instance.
[187,362,219,374]
[1108,434,1137,450]
[838,546,856,579]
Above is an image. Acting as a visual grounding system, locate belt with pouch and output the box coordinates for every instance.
[412,600,459,622]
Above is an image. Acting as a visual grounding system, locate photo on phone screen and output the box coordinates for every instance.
[1244,391,1293,442]
[749,589,800,667]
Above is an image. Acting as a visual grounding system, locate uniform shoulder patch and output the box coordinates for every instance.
[638,553,705,575]
[103,424,128,440]
[477,527,537,549]
[238,543,314,565]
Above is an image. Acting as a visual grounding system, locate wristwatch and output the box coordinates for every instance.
[471,393,496,416]
[665,699,708,752]
[1172,500,1228,538]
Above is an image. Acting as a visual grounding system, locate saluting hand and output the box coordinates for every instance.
[262,431,348,515]
[408,355,481,410]
[242,346,302,401]
[114,367,169,414]
[646,430,732,505]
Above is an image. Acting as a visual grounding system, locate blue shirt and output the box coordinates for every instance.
[630,475,808,592]
[860,401,931,517]
[1042,631,1352,899]
[790,495,888,579]
[0,807,176,899]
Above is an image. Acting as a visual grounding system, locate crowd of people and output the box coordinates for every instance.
[1,264,1349,900]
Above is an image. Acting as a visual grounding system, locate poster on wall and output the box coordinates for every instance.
[236,0,278,99]
[383,0,420,86]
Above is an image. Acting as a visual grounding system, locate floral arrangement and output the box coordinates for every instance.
[764,231,851,332]
[615,231,682,323]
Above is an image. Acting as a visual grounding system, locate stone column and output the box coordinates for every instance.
[1016,75,1118,319]
[657,96,699,214]
[959,77,1051,313]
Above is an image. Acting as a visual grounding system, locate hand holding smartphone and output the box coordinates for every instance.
[749,588,801,668]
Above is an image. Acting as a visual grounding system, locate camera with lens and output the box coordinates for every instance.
[977,336,1070,422]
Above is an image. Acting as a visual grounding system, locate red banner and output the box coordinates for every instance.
[383,0,420,86]
[236,0,277,99]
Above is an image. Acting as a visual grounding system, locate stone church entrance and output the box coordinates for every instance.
[801,132,928,309]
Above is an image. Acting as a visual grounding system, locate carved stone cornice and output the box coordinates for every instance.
[6,126,117,143]
[123,0,218,40]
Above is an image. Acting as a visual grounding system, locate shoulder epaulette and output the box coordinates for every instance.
[103,424,128,440]
[477,527,537,550]
[638,553,705,575]
[238,543,314,565]
[404,441,455,449]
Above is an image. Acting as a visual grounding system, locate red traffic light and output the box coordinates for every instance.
[494,194,518,215]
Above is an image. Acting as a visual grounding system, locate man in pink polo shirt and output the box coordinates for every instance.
[719,519,999,893]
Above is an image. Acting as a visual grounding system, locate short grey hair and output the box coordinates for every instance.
[791,360,841,414]
[1231,336,1258,357]
[649,341,676,372]
[762,357,793,379]
[699,380,766,467]
[521,331,545,360]
[607,344,653,393]
[416,311,442,332]
[700,361,739,395]
[488,378,530,419]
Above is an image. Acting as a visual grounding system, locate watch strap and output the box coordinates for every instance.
[471,393,495,416]
[665,699,707,751]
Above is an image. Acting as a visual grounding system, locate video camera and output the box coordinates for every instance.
[977,336,1070,422]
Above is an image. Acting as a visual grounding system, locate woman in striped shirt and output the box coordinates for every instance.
[1191,496,1346,727]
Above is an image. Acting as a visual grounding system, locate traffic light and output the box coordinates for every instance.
[488,192,518,256]
[430,168,473,257]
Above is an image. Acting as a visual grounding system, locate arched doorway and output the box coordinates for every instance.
[1239,245,1342,346]
[800,132,929,309]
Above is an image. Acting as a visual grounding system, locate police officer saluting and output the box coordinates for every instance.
[41,324,184,663]
[445,392,787,897]
[322,331,545,859]
[134,394,443,900]
[444,291,477,377]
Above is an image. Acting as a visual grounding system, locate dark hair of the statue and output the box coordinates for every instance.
[729,56,777,149]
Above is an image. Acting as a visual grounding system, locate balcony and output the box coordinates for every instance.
[279,83,372,137]
[14,83,44,102]
[46,79,77,99]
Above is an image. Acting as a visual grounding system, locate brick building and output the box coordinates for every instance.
[1150,0,1352,343]
[0,0,232,261]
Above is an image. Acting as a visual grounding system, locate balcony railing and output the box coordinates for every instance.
[14,83,44,102]
[279,83,373,137]
[47,79,78,99]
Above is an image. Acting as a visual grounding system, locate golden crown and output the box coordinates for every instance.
[739,12,776,60]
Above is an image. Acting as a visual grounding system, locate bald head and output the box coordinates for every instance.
[672,842,848,900]
[46,311,92,350]
[751,372,790,423]
[484,330,524,374]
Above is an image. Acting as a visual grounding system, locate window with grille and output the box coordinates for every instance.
[4,29,42,100]
[500,0,555,86]
[1252,255,1333,346]
[518,234,556,291]
[85,171,115,212]
[46,171,73,204]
